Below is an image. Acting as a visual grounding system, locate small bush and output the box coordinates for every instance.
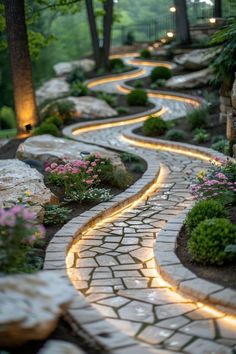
[109,58,125,71]
[33,122,60,137]
[42,100,76,122]
[185,199,227,234]
[121,152,140,163]
[151,66,172,82]
[128,162,146,174]
[67,67,85,84]
[140,49,151,59]
[212,139,230,155]
[83,188,112,202]
[143,116,168,137]
[187,107,208,129]
[134,80,144,89]
[116,106,130,115]
[166,129,186,141]
[193,128,209,143]
[109,168,134,189]
[188,218,236,265]
[44,116,63,128]
[211,135,225,144]
[70,82,89,97]
[44,204,71,225]
[0,106,16,129]
[127,89,148,106]
[97,92,118,107]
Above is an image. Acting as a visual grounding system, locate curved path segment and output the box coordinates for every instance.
[49,56,236,353]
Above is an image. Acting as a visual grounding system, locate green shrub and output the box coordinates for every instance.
[44,116,63,128]
[67,67,85,84]
[44,204,71,225]
[116,106,130,115]
[128,162,146,174]
[33,122,60,137]
[127,89,148,106]
[109,168,134,189]
[211,135,225,144]
[151,66,172,82]
[70,82,89,97]
[188,218,236,265]
[109,58,125,71]
[134,80,144,89]
[211,139,230,155]
[166,129,186,141]
[42,100,76,122]
[121,152,140,163]
[193,128,209,143]
[0,106,16,129]
[185,199,227,234]
[143,116,168,137]
[97,92,118,107]
[140,49,151,59]
[187,107,208,129]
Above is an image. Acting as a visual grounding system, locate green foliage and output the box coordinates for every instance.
[109,168,134,189]
[134,80,144,88]
[121,152,140,163]
[128,162,145,174]
[151,66,172,82]
[211,135,225,144]
[67,67,85,84]
[211,139,230,155]
[127,89,148,106]
[211,20,236,85]
[33,122,60,136]
[97,92,118,107]
[109,58,125,71]
[140,49,151,59]
[70,81,89,97]
[193,128,209,143]
[123,31,135,45]
[116,106,130,115]
[0,106,16,129]
[188,218,236,265]
[28,30,55,59]
[185,199,227,234]
[165,128,186,141]
[143,116,168,137]
[83,188,112,202]
[44,204,71,225]
[42,100,76,122]
[44,115,63,128]
[187,107,208,129]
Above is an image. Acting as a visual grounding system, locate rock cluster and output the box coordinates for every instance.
[165,68,213,89]
[53,59,95,76]
[174,47,221,70]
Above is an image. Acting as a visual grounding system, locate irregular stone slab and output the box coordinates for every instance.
[0,159,57,216]
[165,68,214,89]
[64,96,118,119]
[174,47,221,70]
[36,78,70,104]
[38,340,86,354]
[16,134,125,170]
[231,77,236,110]
[0,272,74,346]
[53,59,95,76]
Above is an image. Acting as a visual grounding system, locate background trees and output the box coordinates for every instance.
[174,0,191,45]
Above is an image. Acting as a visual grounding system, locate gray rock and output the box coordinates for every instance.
[36,78,70,104]
[53,59,95,77]
[0,272,74,346]
[38,340,86,354]
[16,135,125,170]
[0,159,57,217]
[165,68,214,89]
[174,47,221,70]
[231,77,236,110]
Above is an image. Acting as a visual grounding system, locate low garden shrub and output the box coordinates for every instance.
[70,82,89,97]
[188,218,236,265]
[116,106,130,115]
[0,106,16,129]
[127,89,148,106]
[97,92,118,107]
[33,122,60,137]
[193,128,209,143]
[140,49,151,59]
[166,128,186,141]
[134,80,144,89]
[44,116,63,128]
[121,152,140,163]
[185,199,227,233]
[67,67,85,84]
[187,107,208,129]
[109,168,134,189]
[211,139,230,155]
[44,204,71,225]
[42,100,76,122]
[143,116,168,137]
[109,58,125,71]
[151,66,172,82]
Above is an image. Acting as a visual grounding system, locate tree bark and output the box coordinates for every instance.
[85,0,100,69]
[214,0,222,18]
[102,0,114,69]
[4,0,38,135]
[174,0,191,45]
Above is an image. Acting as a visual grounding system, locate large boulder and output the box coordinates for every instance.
[165,68,214,89]
[0,159,57,215]
[53,59,95,77]
[38,340,86,354]
[63,96,118,119]
[36,78,70,104]
[174,47,221,70]
[16,135,125,170]
[232,76,236,110]
[0,272,74,346]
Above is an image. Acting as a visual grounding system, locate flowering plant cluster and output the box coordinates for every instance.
[0,205,45,273]
[191,158,236,205]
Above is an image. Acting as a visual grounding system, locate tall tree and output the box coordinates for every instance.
[4,0,38,135]
[174,0,191,45]
[85,0,114,70]
[214,0,222,17]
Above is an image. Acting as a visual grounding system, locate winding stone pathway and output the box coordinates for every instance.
[63,56,236,353]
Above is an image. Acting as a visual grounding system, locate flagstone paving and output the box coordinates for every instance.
[64,57,236,353]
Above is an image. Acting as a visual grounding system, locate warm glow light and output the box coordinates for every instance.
[209,17,216,23]
[127,59,172,68]
[169,6,176,12]
[167,32,174,38]
[148,46,154,51]
[109,52,139,59]
[161,38,167,44]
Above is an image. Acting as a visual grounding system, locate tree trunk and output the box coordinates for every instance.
[214,0,222,18]
[102,0,114,69]
[85,0,100,69]
[174,0,191,45]
[4,0,38,135]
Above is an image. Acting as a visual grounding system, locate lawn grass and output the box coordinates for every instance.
[0,128,17,138]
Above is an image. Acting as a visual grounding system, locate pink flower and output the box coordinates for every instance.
[50,162,57,169]
[85,179,93,185]
[91,162,97,167]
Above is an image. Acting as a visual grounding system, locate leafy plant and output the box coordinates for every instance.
[67,67,85,84]
[44,115,63,128]
[211,139,230,155]
[211,135,225,144]
[108,168,134,189]
[109,58,125,71]
[41,100,76,122]
[123,31,135,45]
[33,122,60,137]
[121,152,140,163]
[70,82,89,97]
[0,106,16,129]
[97,92,118,107]
[134,80,144,89]
[143,116,168,137]
[44,204,71,225]
[187,107,208,129]
[128,162,146,174]
[188,218,236,265]
[140,49,151,59]
[165,128,186,141]
[185,199,227,234]
[116,106,130,115]
[126,89,148,106]
[83,188,112,202]
[193,128,209,143]
[151,66,172,82]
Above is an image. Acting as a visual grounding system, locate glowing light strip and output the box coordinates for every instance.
[72,108,166,135]
[109,52,139,59]
[127,59,172,68]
